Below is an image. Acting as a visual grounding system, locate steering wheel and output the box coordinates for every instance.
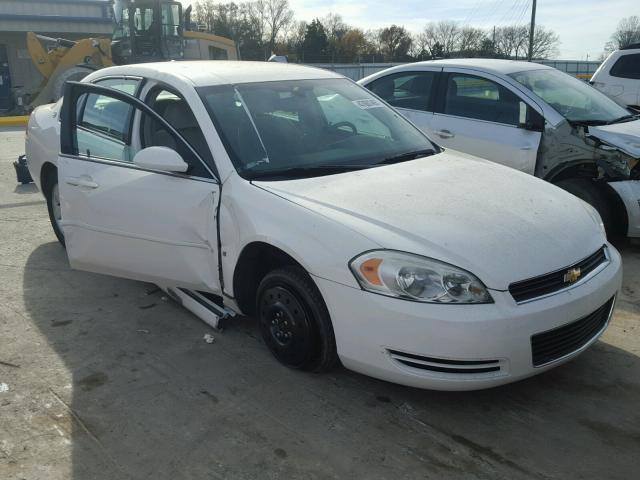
[329,121,358,135]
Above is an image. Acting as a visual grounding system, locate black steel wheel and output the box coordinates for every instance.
[257,266,338,372]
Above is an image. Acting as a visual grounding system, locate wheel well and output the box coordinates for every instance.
[233,242,305,316]
[551,168,629,238]
[546,162,598,183]
[40,162,58,197]
[603,183,629,238]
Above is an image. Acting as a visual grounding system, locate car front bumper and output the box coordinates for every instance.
[314,245,623,391]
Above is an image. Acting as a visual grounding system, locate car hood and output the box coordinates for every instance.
[255,151,605,290]
[588,119,640,158]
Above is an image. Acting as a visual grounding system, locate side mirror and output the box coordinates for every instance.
[133,146,189,173]
[518,102,545,132]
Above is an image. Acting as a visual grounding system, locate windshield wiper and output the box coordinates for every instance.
[572,114,638,127]
[571,119,608,126]
[377,148,437,165]
[246,164,372,180]
[606,114,638,125]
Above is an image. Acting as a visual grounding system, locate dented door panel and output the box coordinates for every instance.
[59,155,220,291]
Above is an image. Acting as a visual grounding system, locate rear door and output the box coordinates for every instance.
[432,69,542,174]
[365,68,441,133]
[58,81,221,292]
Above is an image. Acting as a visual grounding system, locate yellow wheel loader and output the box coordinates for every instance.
[24,0,237,111]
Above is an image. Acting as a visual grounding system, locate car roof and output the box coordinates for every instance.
[94,61,343,86]
[401,58,553,75]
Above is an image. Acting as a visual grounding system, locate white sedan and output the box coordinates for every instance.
[25,61,621,390]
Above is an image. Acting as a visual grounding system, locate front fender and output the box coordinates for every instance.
[219,175,379,296]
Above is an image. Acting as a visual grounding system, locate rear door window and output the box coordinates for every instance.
[610,54,640,79]
[367,71,436,112]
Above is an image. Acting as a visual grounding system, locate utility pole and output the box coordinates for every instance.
[527,0,537,61]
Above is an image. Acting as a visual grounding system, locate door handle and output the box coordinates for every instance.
[435,129,454,139]
[64,176,99,189]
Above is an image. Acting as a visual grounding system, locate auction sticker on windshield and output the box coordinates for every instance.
[353,98,384,109]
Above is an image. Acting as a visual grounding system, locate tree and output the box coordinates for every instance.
[284,20,307,59]
[378,25,413,61]
[264,0,294,52]
[193,0,216,32]
[421,21,460,57]
[607,16,640,50]
[494,24,558,60]
[302,19,328,62]
[340,29,368,63]
[323,12,349,60]
[458,27,486,54]
[529,25,560,59]
[479,38,497,57]
[495,25,528,59]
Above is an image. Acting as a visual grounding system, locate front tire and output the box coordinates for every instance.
[46,178,65,247]
[257,266,338,372]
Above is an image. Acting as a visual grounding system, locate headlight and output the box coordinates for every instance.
[349,250,492,304]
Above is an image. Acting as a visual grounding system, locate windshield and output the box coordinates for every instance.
[509,69,629,124]
[198,78,438,179]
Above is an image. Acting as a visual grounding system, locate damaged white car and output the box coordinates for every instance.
[360,59,640,238]
[25,61,621,390]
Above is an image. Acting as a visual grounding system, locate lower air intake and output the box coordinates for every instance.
[387,349,502,374]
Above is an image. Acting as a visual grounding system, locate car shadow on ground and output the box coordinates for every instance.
[20,241,640,479]
[13,183,38,195]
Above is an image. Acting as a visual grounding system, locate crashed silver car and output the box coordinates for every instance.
[359,59,640,238]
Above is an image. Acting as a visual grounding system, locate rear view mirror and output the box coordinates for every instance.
[133,146,189,173]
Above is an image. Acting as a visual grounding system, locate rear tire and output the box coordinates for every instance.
[555,178,615,238]
[256,266,338,372]
[45,175,65,247]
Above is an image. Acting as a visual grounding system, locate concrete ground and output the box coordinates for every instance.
[0,125,639,480]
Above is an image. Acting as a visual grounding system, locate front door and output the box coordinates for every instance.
[432,70,542,175]
[58,82,221,292]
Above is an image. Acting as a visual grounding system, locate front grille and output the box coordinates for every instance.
[388,349,502,375]
[509,246,607,303]
[531,296,614,367]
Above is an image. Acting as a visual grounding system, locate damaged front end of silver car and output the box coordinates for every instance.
[537,118,640,237]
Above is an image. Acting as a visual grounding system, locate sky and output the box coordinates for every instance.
[181,0,637,60]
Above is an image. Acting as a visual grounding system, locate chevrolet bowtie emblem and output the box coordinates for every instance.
[564,267,582,284]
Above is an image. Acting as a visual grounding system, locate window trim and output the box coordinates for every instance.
[60,81,220,184]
